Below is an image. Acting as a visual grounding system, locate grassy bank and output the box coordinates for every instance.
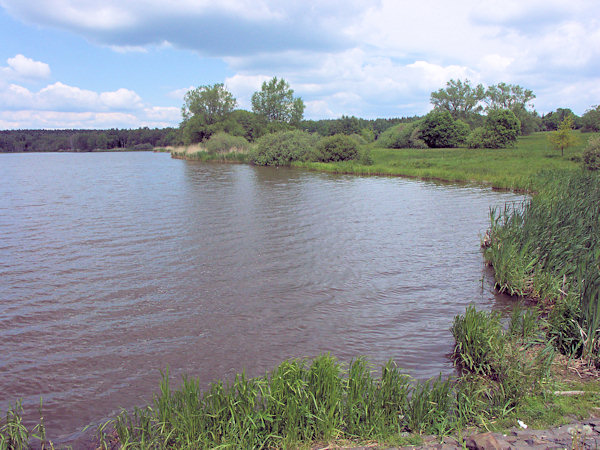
[294,132,594,191]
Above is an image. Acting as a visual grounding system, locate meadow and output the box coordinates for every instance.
[295,131,594,191]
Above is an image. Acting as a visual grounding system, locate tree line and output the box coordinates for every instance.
[1,76,599,153]
[0,128,180,153]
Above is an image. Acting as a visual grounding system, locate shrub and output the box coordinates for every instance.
[420,111,469,148]
[467,109,521,148]
[582,135,600,170]
[312,134,359,162]
[376,121,425,149]
[250,130,318,166]
[204,132,250,154]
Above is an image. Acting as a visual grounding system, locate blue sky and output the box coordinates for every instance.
[0,0,599,129]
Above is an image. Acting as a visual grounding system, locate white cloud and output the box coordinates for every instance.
[0,79,179,128]
[1,0,599,123]
[1,54,51,80]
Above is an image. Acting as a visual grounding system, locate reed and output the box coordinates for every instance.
[484,170,600,363]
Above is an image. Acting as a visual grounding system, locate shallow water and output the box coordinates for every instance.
[0,152,523,443]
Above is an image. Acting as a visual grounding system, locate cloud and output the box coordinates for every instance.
[0,0,367,55]
[1,82,145,112]
[0,79,178,128]
[1,54,51,80]
[1,0,599,123]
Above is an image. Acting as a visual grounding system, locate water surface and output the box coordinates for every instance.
[0,152,522,443]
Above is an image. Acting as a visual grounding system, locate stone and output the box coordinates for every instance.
[465,432,503,450]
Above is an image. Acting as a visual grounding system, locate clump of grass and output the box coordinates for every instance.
[484,170,600,364]
[0,399,51,450]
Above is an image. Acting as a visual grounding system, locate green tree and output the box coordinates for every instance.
[484,82,535,111]
[181,83,237,143]
[548,116,578,156]
[420,111,470,148]
[581,105,600,132]
[182,83,237,124]
[430,79,486,121]
[467,109,521,149]
[251,77,305,128]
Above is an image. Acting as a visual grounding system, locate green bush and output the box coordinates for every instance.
[312,134,359,162]
[420,111,469,148]
[582,135,600,170]
[204,132,250,154]
[468,109,520,148]
[250,130,318,166]
[376,121,426,149]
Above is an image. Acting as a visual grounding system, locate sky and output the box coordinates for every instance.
[0,0,599,129]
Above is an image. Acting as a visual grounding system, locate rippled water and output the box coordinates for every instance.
[0,152,523,443]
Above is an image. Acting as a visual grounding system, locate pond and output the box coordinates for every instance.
[0,152,523,443]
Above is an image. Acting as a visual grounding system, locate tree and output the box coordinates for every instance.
[251,77,305,127]
[484,82,535,111]
[581,105,600,132]
[420,111,470,148]
[182,83,237,125]
[548,116,578,156]
[430,79,486,121]
[542,108,579,131]
[180,84,237,143]
[467,109,521,149]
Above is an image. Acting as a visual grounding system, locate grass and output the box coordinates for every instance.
[294,131,596,191]
[484,170,600,363]
[170,144,250,163]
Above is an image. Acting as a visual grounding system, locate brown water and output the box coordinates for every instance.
[0,152,523,444]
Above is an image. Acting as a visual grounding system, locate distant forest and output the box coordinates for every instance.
[0,128,180,153]
[0,116,414,152]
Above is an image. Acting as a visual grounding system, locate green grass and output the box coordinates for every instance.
[294,132,596,191]
[484,170,600,363]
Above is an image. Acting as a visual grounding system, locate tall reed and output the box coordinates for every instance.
[484,170,600,363]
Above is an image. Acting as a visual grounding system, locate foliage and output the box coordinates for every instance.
[451,306,504,376]
[581,105,600,132]
[484,82,535,111]
[312,134,360,162]
[226,109,266,142]
[250,129,318,166]
[548,116,578,156]
[204,132,250,154]
[376,121,426,149]
[430,79,486,121]
[484,170,600,363]
[582,135,600,170]
[181,83,237,125]
[0,128,180,152]
[251,77,305,127]
[467,109,520,148]
[542,108,581,131]
[420,111,469,148]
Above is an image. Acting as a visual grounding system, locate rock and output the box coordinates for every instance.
[465,432,504,450]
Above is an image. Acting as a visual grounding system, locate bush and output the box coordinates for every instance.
[250,130,318,166]
[583,135,600,170]
[376,121,426,149]
[312,134,359,162]
[420,111,469,148]
[204,132,250,154]
[467,109,521,148]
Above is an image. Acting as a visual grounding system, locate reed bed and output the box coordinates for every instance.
[484,170,600,362]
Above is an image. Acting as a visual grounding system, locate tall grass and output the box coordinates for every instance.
[485,170,600,363]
